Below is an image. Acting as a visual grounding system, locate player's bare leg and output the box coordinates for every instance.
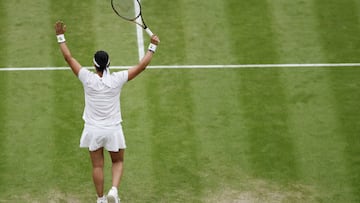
[106,149,124,202]
[109,149,125,187]
[90,148,105,198]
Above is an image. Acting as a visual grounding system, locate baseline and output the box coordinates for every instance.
[1,63,360,71]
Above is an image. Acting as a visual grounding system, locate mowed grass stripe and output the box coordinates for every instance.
[180,0,235,64]
[327,68,360,203]
[239,69,298,182]
[358,1,360,23]
[0,1,55,200]
[4,0,52,67]
[314,0,360,63]
[226,0,299,182]
[0,72,56,201]
[189,69,249,198]
[269,0,325,63]
[225,0,278,64]
[144,0,187,65]
[0,0,7,68]
[279,68,347,201]
[270,1,348,201]
[0,71,8,198]
[145,70,202,202]
[315,1,360,201]
[0,0,7,192]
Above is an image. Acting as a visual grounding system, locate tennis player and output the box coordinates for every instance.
[54,21,160,203]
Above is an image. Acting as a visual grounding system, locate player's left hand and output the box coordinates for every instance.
[150,35,160,45]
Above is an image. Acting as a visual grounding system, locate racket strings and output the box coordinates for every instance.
[112,0,140,20]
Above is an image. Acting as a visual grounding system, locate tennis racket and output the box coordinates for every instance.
[111,0,154,36]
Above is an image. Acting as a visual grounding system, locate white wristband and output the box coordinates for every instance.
[56,34,66,43]
[148,43,157,53]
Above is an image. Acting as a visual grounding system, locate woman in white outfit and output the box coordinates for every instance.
[54,21,160,203]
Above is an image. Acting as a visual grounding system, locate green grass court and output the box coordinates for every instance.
[1,0,360,202]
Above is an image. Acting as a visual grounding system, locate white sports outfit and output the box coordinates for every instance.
[78,68,128,151]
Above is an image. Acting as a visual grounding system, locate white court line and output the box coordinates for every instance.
[147,63,360,69]
[135,0,145,61]
[1,63,360,71]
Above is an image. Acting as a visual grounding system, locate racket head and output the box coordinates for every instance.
[111,0,141,21]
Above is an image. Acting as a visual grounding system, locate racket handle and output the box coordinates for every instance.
[145,27,154,37]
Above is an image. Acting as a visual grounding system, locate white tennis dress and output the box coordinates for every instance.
[78,68,128,151]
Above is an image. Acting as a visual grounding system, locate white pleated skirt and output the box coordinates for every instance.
[80,124,126,152]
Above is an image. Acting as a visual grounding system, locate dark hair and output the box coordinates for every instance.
[93,50,110,72]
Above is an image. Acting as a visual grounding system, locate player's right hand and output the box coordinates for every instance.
[55,21,66,35]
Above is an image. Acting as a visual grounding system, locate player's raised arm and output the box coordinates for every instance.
[54,21,82,76]
[128,35,160,81]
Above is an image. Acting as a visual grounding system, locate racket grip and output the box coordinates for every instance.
[145,27,154,37]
